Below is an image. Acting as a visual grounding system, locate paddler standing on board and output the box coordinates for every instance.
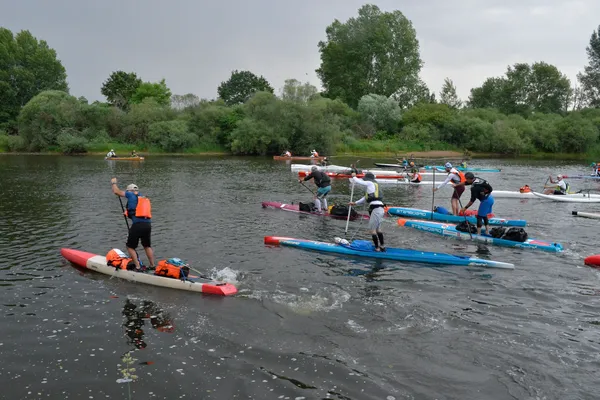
[349,172,386,252]
[111,178,155,270]
[299,166,331,213]
[432,162,466,215]
[457,172,494,235]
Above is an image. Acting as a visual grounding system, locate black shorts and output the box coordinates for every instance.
[126,222,151,249]
[452,185,465,200]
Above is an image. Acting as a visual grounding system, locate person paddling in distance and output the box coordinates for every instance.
[281,150,292,157]
[310,149,319,158]
[543,174,569,195]
[349,172,386,251]
[106,149,117,158]
[432,162,466,215]
[131,150,138,157]
[299,166,331,213]
[111,178,155,270]
[457,172,494,235]
[407,168,422,183]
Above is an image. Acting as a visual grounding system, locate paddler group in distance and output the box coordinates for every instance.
[105,148,143,160]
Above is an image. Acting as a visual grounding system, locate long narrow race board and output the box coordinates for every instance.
[261,201,370,220]
[397,219,563,252]
[532,192,600,203]
[572,211,600,219]
[386,207,527,227]
[264,236,515,269]
[61,248,237,296]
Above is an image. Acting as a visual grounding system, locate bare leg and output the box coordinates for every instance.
[451,198,460,215]
[144,246,155,268]
[127,247,141,269]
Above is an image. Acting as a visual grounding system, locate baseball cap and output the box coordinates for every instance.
[126,184,139,191]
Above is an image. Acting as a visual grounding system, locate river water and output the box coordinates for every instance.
[0,155,599,400]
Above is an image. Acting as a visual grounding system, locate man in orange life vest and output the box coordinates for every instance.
[111,178,155,270]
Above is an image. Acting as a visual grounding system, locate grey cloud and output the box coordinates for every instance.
[1,0,598,102]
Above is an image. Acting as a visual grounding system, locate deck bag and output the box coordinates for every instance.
[459,209,495,218]
[434,206,451,215]
[455,221,478,233]
[299,201,316,212]
[489,227,506,238]
[330,204,358,218]
[154,258,190,279]
[106,248,137,270]
[501,227,528,242]
[519,185,532,193]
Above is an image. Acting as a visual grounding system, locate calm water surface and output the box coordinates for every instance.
[0,155,599,400]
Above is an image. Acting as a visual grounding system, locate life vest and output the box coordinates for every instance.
[519,185,531,193]
[125,195,152,219]
[366,182,383,203]
[556,181,569,194]
[312,151,319,157]
[106,248,135,270]
[154,258,190,280]
[450,168,466,184]
[284,151,291,157]
[411,172,422,182]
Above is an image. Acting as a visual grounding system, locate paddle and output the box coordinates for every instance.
[430,168,436,220]
[300,180,315,195]
[456,193,474,240]
[345,181,355,235]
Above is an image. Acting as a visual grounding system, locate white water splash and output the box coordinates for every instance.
[209,266,240,284]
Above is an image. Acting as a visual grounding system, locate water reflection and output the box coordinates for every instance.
[121,298,173,350]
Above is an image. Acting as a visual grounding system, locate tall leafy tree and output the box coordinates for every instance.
[280,79,318,103]
[101,71,142,110]
[217,70,274,105]
[468,62,571,115]
[577,25,600,107]
[130,79,172,106]
[0,28,68,131]
[439,78,462,109]
[316,4,423,108]
[171,93,200,109]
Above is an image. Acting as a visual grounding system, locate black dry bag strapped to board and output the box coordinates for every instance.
[299,201,315,212]
[330,204,358,218]
[501,227,528,242]
[490,227,506,238]
[455,221,478,233]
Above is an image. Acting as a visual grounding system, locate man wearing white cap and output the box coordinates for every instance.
[111,178,155,270]
[544,174,569,195]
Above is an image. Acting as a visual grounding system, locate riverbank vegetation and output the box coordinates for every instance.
[2,5,600,158]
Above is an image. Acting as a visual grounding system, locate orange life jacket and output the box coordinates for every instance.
[519,185,531,193]
[125,195,152,219]
[154,259,190,280]
[450,169,466,184]
[312,151,319,157]
[106,249,135,270]
[411,172,422,182]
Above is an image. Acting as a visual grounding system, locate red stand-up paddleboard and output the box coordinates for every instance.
[584,254,600,269]
[60,248,237,296]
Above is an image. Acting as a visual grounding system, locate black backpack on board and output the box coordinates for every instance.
[455,221,477,233]
[330,204,358,218]
[299,201,316,212]
[501,227,528,242]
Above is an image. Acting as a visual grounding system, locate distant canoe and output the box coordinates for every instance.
[104,156,145,161]
[273,155,326,161]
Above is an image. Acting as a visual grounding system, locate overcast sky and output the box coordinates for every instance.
[2,0,599,103]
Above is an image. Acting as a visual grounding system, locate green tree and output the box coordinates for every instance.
[217,70,274,105]
[171,93,200,110]
[357,94,402,133]
[439,78,462,109]
[469,62,571,115]
[280,79,319,103]
[578,25,600,107]
[316,4,423,108]
[18,90,80,151]
[100,71,142,110]
[148,120,197,152]
[0,28,68,131]
[130,79,172,106]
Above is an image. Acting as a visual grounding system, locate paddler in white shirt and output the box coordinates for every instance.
[348,172,386,252]
[432,162,466,215]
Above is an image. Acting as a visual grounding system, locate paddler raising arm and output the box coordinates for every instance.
[349,172,386,252]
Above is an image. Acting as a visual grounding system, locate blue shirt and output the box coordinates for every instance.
[125,191,151,224]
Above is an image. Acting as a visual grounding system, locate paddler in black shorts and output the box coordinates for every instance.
[432,162,467,215]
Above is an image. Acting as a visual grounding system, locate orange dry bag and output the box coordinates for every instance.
[106,249,135,270]
[154,258,190,280]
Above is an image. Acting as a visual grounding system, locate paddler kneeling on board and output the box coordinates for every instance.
[299,166,331,213]
[408,168,421,183]
[543,174,569,195]
[349,172,386,252]
[432,162,466,215]
[281,150,292,157]
[457,172,494,235]
[111,178,155,270]
[106,149,116,158]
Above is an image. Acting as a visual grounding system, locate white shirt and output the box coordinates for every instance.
[437,169,461,189]
[350,177,383,206]
[556,180,567,191]
[106,151,115,157]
